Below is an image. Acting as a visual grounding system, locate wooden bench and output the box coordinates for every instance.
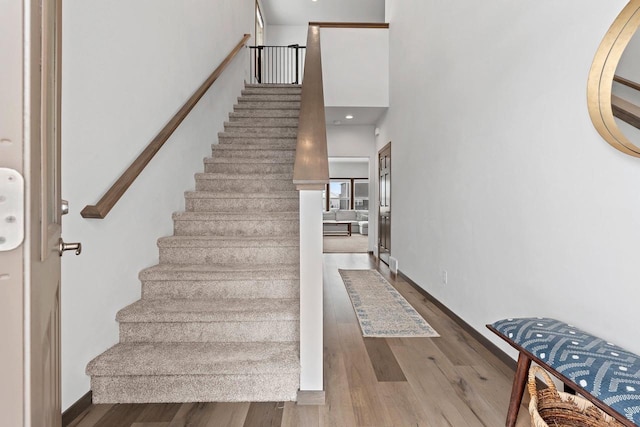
[488,318,640,427]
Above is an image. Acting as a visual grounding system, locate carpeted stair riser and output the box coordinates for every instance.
[138,263,299,282]
[214,141,297,150]
[234,102,300,110]
[184,193,299,213]
[221,129,298,139]
[224,118,299,127]
[158,237,299,265]
[238,95,301,103]
[90,373,299,404]
[241,88,301,96]
[204,161,293,174]
[174,218,299,237]
[172,211,299,237]
[141,279,299,300]
[211,147,296,160]
[195,177,296,193]
[119,320,298,343]
[229,110,300,119]
[159,246,298,265]
[217,136,297,146]
[219,127,298,137]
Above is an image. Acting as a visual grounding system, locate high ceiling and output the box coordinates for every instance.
[261,0,385,26]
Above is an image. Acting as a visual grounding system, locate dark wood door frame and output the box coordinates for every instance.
[378,142,391,265]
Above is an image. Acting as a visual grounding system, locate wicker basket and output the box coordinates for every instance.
[527,365,625,427]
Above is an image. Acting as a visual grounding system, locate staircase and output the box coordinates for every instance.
[86,84,303,403]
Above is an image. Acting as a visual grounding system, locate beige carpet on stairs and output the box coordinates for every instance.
[86,84,302,404]
[323,234,369,253]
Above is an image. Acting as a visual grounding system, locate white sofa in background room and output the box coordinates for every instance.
[323,210,368,235]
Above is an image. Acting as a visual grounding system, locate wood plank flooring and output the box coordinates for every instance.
[67,253,531,427]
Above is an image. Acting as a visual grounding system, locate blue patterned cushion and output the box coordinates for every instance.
[491,318,640,424]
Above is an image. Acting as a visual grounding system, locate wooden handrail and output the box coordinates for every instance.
[614,74,640,92]
[81,34,251,219]
[293,25,329,190]
[309,22,389,29]
[612,94,640,130]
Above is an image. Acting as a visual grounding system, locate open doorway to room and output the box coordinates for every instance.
[322,157,370,253]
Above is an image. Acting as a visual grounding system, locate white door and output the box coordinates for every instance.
[0,0,75,425]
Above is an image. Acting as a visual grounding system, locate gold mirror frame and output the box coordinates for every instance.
[587,0,640,157]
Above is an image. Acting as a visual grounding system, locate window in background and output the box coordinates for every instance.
[329,180,350,210]
[354,179,369,210]
[323,179,369,210]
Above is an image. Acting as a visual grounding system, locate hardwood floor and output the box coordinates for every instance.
[67,253,531,427]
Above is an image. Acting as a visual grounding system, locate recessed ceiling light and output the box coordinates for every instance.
[345,115,354,120]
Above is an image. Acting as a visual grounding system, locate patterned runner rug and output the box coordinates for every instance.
[338,269,439,338]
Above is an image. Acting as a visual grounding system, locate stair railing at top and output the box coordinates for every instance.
[81,34,251,219]
[248,44,307,85]
[613,74,640,130]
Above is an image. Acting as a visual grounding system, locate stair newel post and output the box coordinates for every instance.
[298,189,325,400]
[293,24,328,404]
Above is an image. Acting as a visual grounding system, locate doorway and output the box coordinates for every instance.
[322,157,370,254]
[378,142,391,265]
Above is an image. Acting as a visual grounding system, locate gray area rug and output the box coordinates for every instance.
[338,269,440,338]
[323,234,369,253]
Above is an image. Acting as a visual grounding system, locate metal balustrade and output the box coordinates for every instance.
[248,45,306,85]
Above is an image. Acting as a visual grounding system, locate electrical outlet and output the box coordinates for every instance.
[442,270,448,285]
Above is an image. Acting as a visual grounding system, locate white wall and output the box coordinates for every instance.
[329,159,369,178]
[265,25,308,46]
[379,0,640,358]
[327,126,377,251]
[61,0,254,410]
[321,28,389,108]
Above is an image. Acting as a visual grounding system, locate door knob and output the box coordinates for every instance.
[58,238,82,256]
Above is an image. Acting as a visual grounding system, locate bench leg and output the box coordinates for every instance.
[506,352,531,427]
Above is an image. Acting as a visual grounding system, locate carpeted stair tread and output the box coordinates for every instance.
[87,342,299,377]
[116,298,299,323]
[229,110,300,119]
[204,157,294,164]
[234,102,300,110]
[184,191,298,199]
[217,137,297,146]
[219,130,298,138]
[157,235,299,248]
[195,172,292,180]
[172,211,298,221]
[241,89,301,96]
[239,95,301,102]
[184,192,299,213]
[203,162,293,175]
[212,142,296,150]
[224,119,298,128]
[139,263,299,281]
